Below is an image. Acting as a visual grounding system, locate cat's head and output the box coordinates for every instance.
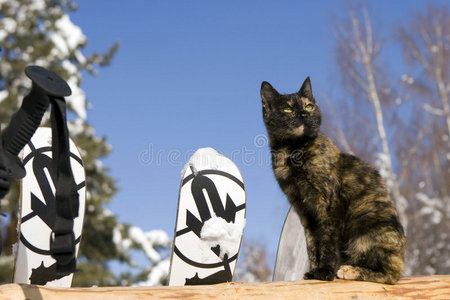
[261,77,321,142]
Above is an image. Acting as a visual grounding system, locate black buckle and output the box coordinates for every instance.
[50,217,76,273]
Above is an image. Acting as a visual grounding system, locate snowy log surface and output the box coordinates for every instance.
[0,276,448,299]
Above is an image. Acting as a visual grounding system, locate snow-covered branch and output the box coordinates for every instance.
[113,225,172,286]
[423,103,445,116]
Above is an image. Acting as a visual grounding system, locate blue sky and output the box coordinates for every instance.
[69,0,445,268]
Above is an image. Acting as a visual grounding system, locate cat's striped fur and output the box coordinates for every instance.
[261,77,405,284]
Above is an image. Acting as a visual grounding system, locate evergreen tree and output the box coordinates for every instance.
[0,0,173,286]
[0,0,125,285]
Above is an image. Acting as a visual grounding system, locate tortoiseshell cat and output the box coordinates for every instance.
[261,77,406,284]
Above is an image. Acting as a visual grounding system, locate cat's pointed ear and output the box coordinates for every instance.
[299,77,313,99]
[261,81,279,108]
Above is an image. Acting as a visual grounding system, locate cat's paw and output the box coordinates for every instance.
[303,268,335,281]
[337,265,359,280]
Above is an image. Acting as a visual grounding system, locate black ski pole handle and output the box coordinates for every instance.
[1,66,71,179]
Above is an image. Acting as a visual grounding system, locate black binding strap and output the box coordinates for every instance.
[0,66,76,264]
[49,96,79,273]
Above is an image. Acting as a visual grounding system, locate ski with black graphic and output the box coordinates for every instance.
[13,127,86,287]
[168,148,246,286]
[273,206,309,281]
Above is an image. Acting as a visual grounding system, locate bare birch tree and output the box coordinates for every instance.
[333,8,408,230]
[330,3,450,276]
[398,3,450,194]
[234,241,272,282]
[397,3,450,275]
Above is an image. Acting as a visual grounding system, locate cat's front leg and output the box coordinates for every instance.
[303,225,339,281]
[304,268,336,281]
[301,219,319,271]
[302,205,340,281]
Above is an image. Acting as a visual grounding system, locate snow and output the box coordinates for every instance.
[182,147,221,175]
[56,15,86,49]
[0,17,17,40]
[102,208,113,217]
[401,74,414,85]
[62,59,78,75]
[112,223,172,286]
[66,77,87,120]
[134,259,170,286]
[0,255,14,266]
[416,193,444,225]
[129,227,161,263]
[128,226,171,263]
[200,216,245,259]
[375,152,395,188]
[29,0,46,12]
[430,45,439,54]
[418,181,426,189]
[11,242,18,258]
[44,13,88,122]
[94,160,104,173]
[424,266,436,274]
[48,15,86,57]
[48,31,69,57]
[2,0,175,286]
[374,152,409,230]
[68,119,85,136]
[1,1,88,121]
[75,50,87,64]
[87,204,95,213]
[145,229,171,247]
[0,90,8,103]
[113,226,132,250]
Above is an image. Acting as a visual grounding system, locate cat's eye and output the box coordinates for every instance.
[283,108,293,113]
[305,104,314,111]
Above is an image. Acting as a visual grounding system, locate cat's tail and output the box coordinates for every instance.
[337,226,406,284]
[337,259,404,284]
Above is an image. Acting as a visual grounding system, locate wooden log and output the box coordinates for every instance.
[0,276,448,300]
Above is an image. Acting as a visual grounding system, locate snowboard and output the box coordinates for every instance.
[273,206,309,281]
[168,148,246,286]
[13,127,86,286]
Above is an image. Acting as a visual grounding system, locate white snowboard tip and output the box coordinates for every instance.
[170,147,246,286]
